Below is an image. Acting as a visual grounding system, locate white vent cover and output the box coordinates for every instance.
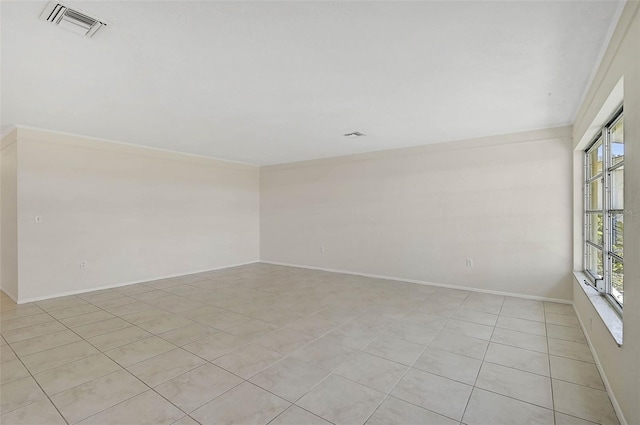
[41,2,107,38]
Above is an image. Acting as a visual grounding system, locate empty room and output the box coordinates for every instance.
[0,1,638,425]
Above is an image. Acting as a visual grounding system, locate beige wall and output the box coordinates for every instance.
[261,126,574,301]
[12,128,260,302]
[572,2,640,424]
[0,129,19,300]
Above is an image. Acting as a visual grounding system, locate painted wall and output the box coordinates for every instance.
[0,129,19,300]
[261,126,573,301]
[13,128,260,302]
[572,2,640,424]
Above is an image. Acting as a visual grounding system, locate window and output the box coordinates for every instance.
[584,108,624,309]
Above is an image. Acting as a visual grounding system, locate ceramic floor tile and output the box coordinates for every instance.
[0,305,43,321]
[289,337,358,372]
[334,352,407,393]
[363,334,425,365]
[429,331,488,360]
[253,327,315,354]
[60,311,115,329]
[21,341,100,374]
[0,397,67,425]
[73,318,131,339]
[105,336,176,367]
[36,297,88,312]
[391,368,472,421]
[51,369,148,424]
[547,324,587,344]
[0,344,18,362]
[384,321,440,345]
[0,358,30,385]
[183,332,248,361]
[443,318,494,340]
[550,356,604,389]
[250,356,329,402]
[450,308,498,326]
[213,343,283,379]
[270,405,332,425]
[91,296,137,310]
[0,265,623,425]
[225,319,279,338]
[120,308,168,325]
[500,298,545,318]
[127,348,205,387]
[548,339,594,363]
[412,347,482,385]
[76,390,184,425]
[475,362,553,408]
[546,312,580,328]
[2,321,67,343]
[0,376,46,414]
[191,382,290,425]
[460,296,504,314]
[544,303,576,316]
[555,411,601,425]
[484,342,550,376]
[171,415,200,425]
[462,388,554,425]
[496,315,546,336]
[34,354,122,395]
[366,396,458,425]
[87,326,153,351]
[155,363,243,413]
[552,380,619,424]
[297,374,385,425]
[48,304,101,320]
[1,313,55,332]
[137,315,195,334]
[157,322,218,346]
[490,327,548,353]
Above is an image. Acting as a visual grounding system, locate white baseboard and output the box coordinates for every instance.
[0,287,19,303]
[14,260,260,304]
[573,305,627,425]
[260,260,572,304]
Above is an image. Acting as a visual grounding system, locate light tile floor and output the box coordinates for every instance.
[0,264,620,425]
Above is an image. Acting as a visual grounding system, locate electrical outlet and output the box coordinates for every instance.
[466,258,474,267]
[80,262,87,269]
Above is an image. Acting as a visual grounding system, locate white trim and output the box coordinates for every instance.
[11,124,258,167]
[0,287,19,303]
[14,260,259,304]
[572,0,626,124]
[260,260,572,304]
[573,304,627,425]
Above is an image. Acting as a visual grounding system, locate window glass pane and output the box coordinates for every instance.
[611,165,624,209]
[612,213,624,257]
[586,179,602,210]
[586,245,603,279]
[611,258,623,305]
[586,213,603,246]
[610,118,624,166]
[587,141,603,178]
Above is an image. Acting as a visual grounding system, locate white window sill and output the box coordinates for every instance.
[573,271,623,346]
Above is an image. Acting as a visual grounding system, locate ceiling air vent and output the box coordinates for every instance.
[41,2,107,38]
[344,132,366,138]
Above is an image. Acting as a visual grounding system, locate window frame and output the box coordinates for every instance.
[583,106,624,313]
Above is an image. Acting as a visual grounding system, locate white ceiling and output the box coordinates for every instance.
[1,1,623,165]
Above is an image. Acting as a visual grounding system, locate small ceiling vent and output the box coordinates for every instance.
[41,2,107,38]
